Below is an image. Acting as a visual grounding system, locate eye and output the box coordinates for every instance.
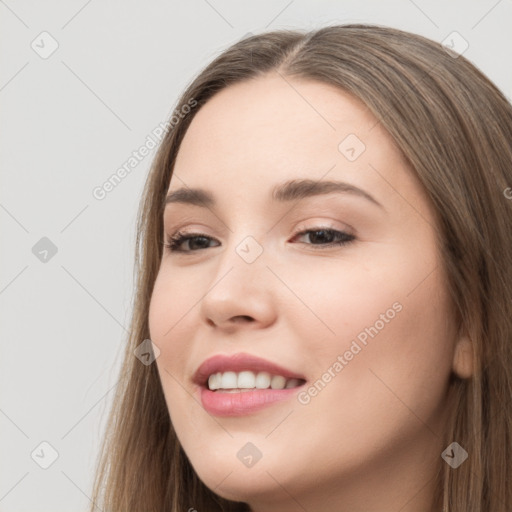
[291,228,355,248]
[163,227,355,254]
[163,231,219,253]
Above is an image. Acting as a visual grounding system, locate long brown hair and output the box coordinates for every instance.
[89,24,512,511]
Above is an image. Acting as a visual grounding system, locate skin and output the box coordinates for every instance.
[148,72,473,512]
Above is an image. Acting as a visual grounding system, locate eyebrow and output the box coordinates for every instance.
[163,178,384,210]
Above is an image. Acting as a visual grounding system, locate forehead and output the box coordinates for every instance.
[168,73,426,217]
[174,74,385,171]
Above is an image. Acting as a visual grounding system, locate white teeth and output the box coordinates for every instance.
[237,371,256,388]
[255,371,271,389]
[207,370,303,391]
[220,371,237,389]
[270,375,286,389]
[208,373,220,390]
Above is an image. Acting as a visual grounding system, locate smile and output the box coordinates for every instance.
[208,370,304,391]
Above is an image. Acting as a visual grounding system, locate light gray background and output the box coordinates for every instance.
[1,1,511,511]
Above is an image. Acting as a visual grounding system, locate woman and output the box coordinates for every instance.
[90,24,512,511]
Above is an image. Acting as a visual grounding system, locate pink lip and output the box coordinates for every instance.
[199,387,304,417]
[193,352,305,386]
[193,352,307,417]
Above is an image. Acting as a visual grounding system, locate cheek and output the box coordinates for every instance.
[287,251,454,415]
[148,269,198,379]
[309,266,454,431]
[148,272,201,430]
[148,265,199,341]
[270,254,403,348]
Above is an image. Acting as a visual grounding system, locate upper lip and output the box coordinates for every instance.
[193,352,306,387]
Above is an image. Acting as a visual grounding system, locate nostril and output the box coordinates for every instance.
[232,315,253,323]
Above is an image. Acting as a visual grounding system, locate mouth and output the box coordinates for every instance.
[206,370,306,392]
[193,352,308,416]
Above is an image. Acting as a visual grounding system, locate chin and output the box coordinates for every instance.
[204,475,274,504]
[191,457,286,502]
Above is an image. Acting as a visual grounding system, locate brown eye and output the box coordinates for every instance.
[163,227,355,254]
[292,228,355,248]
[164,232,219,252]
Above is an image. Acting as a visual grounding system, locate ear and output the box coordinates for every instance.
[452,332,474,379]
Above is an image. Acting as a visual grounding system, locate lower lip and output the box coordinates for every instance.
[199,385,304,416]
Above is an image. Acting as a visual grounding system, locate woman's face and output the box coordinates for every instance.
[148,74,464,511]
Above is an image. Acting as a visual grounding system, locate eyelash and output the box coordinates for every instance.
[163,227,355,253]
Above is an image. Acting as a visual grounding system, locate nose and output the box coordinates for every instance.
[199,242,278,333]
